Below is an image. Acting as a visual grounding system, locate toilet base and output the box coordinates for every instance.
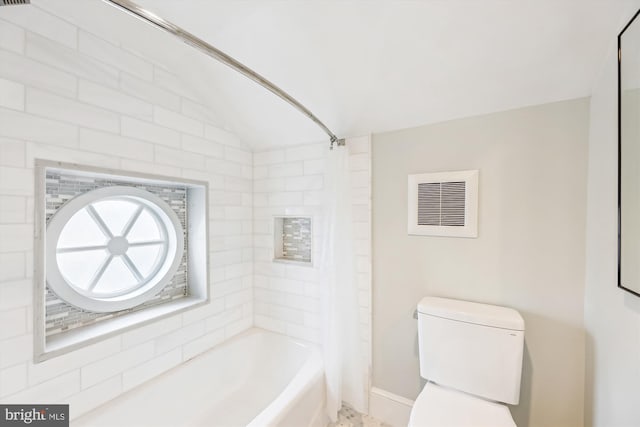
[409,382,516,427]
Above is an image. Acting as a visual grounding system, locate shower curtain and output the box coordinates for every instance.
[321,144,367,421]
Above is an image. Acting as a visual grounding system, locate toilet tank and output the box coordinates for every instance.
[417,297,525,405]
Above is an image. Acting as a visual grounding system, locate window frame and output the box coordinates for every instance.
[34,160,209,362]
[46,186,185,313]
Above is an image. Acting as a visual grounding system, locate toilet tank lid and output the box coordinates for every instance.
[417,297,525,331]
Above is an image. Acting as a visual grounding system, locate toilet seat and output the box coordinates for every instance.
[408,382,517,427]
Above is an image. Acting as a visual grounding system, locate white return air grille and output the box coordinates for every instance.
[408,170,478,238]
[417,181,466,226]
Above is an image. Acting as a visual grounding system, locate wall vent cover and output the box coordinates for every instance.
[408,170,478,238]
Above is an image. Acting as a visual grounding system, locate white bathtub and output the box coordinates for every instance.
[73,328,326,427]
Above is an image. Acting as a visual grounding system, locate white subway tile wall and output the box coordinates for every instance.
[252,136,372,390]
[0,8,253,420]
[0,3,372,419]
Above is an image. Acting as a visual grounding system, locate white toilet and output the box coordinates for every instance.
[409,296,525,427]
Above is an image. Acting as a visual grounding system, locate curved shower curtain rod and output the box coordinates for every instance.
[102,0,345,149]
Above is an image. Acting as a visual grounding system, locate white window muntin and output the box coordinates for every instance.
[46,186,185,313]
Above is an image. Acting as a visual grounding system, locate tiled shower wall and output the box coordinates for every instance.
[0,6,253,419]
[253,136,372,393]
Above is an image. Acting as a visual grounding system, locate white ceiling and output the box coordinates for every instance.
[36,0,640,149]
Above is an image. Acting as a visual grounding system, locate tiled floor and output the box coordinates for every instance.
[328,403,392,427]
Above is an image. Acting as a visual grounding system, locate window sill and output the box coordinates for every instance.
[37,296,207,363]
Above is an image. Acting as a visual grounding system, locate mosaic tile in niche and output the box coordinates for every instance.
[280,217,311,263]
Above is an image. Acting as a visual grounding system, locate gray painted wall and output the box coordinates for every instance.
[372,98,590,427]
[584,3,640,425]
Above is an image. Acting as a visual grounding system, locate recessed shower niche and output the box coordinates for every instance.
[273,216,312,265]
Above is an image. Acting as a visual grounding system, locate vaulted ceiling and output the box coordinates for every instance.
[35,0,640,149]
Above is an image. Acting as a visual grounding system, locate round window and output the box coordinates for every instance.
[46,186,184,312]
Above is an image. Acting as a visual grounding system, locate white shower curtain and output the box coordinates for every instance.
[321,144,367,421]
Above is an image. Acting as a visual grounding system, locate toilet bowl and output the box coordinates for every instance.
[408,382,516,427]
